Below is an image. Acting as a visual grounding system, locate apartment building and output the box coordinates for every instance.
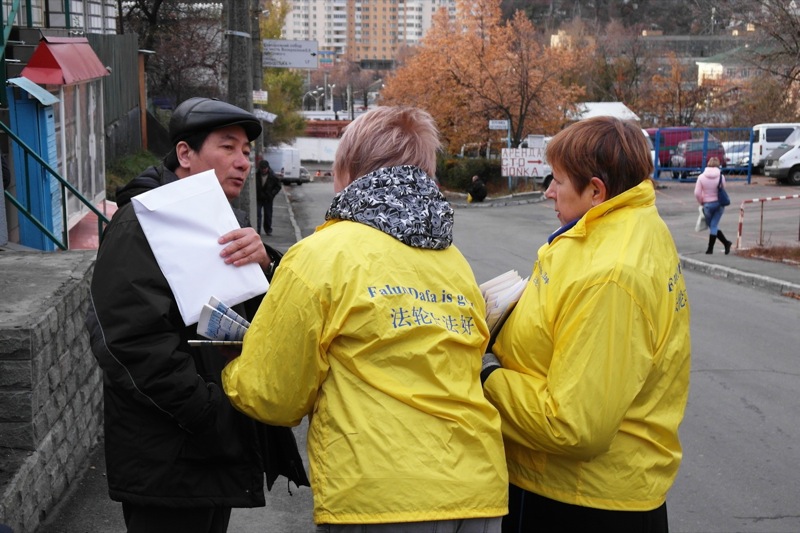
[283,0,456,68]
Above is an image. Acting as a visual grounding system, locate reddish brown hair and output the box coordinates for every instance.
[546,116,653,199]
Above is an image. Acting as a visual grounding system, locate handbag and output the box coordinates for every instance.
[717,176,731,206]
[695,205,708,232]
[264,243,284,283]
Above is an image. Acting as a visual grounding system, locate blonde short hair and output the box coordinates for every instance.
[332,106,441,186]
[707,157,721,167]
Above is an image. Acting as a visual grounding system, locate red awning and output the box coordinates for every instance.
[21,36,109,85]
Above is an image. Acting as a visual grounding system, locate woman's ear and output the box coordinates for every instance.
[589,176,608,206]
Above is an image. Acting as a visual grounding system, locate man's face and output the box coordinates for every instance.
[183,125,252,200]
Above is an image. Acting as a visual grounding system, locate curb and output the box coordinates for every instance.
[680,255,800,297]
[447,192,545,208]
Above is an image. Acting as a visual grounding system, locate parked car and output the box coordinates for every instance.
[646,127,693,167]
[721,141,751,168]
[670,138,726,179]
[298,166,311,184]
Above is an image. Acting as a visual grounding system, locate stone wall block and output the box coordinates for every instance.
[0,328,31,360]
[64,310,76,349]
[68,371,80,401]
[0,422,34,450]
[0,391,31,422]
[35,469,55,522]
[31,341,53,387]
[32,381,47,413]
[30,318,46,358]
[64,454,78,485]
[43,395,60,429]
[38,432,55,465]
[47,364,63,394]
[33,409,49,445]
[0,361,31,388]
[53,298,66,337]
[52,414,66,447]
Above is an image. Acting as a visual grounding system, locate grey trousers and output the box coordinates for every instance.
[316,517,502,533]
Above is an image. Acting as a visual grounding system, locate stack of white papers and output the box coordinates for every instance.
[131,169,269,326]
[480,270,529,336]
[189,296,250,346]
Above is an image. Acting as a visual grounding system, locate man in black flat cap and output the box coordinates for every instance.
[85,97,308,533]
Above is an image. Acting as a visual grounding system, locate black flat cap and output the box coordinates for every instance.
[169,97,262,145]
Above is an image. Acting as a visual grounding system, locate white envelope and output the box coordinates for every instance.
[131,170,269,325]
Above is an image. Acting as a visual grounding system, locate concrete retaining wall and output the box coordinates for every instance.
[0,251,102,533]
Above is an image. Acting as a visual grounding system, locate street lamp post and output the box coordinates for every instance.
[327,84,336,113]
[303,89,324,111]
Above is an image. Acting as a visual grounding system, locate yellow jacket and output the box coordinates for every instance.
[223,215,508,524]
[485,180,691,511]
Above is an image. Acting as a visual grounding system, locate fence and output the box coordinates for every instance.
[650,127,753,183]
[736,194,800,251]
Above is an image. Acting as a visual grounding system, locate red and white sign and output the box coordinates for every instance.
[501,147,549,177]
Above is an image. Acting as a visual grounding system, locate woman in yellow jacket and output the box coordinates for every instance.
[223,106,508,531]
[481,117,691,532]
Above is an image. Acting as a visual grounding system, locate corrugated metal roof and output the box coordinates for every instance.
[21,36,109,85]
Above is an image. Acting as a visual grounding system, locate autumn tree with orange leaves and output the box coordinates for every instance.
[639,53,713,127]
[380,0,584,152]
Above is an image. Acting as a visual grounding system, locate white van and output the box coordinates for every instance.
[641,129,656,170]
[751,123,800,172]
[264,145,308,185]
[762,128,800,185]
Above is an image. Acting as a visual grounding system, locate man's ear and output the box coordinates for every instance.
[175,141,192,170]
[589,176,608,206]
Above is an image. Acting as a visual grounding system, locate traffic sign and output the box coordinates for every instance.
[489,119,509,130]
[253,90,268,104]
[263,39,318,69]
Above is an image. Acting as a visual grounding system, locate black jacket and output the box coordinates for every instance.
[86,165,308,508]
[256,167,282,203]
[468,179,487,202]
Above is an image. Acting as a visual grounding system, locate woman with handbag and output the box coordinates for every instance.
[694,157,733,254]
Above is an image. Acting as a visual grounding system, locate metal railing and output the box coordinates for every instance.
[736,193,800,251]
[2,1,103,250]
[1,0,25,108]
[0,121,110,250]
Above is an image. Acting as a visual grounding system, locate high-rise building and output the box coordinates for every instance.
[283,0,457,69]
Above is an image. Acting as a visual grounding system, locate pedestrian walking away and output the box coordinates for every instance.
[84,97,308,533]
[694,157,733,255]
[222,106,509,531]
[481,116,691,533]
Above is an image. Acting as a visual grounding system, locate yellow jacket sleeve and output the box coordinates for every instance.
[222,262,329,427]
[486,281,655,460]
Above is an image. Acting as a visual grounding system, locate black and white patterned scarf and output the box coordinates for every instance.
[325,165,453,250]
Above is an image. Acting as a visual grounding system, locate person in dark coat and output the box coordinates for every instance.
[468,174,487,203]
[256,159,282,235]
[85,97,308,533]
[2,152,10,190]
